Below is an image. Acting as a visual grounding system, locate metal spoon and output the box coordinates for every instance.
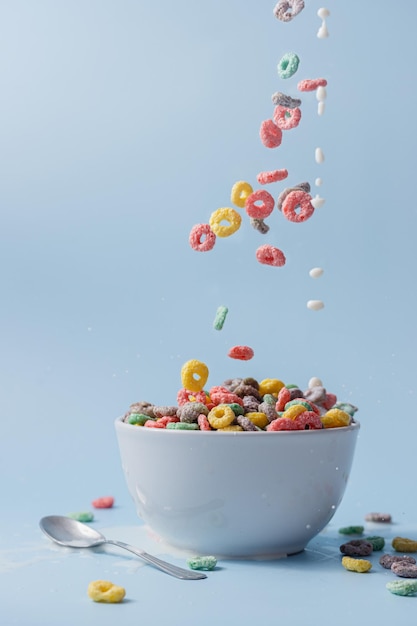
[39,515,206,580]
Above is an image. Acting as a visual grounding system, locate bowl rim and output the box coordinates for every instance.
[115,415,360,436]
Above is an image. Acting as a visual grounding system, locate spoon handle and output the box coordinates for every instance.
[105,539,207,580]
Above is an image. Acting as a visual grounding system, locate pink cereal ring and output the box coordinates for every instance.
[177,388,208,406]
[294,411,323,430]
[197,414,212,430]
[276,386,291,411]
[260,119,283,148]
[281,189,314,223]
[273,105,302,130]
[245,190,275,219]
[189,223,216,252]
[227,345,254,361]
[322,393,337,410]
[257,169,288,185]
[144,419,166,428]
[256,244,286,267]
[92,496,114,509]
[297,78,327,92]
[267,417,299,431]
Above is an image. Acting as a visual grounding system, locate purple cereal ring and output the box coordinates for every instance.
[340,540,373,557]
[391,561,417,578]
[379,554,417,569]
[273,0,305,22]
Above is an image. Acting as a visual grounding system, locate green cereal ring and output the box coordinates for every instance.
[262,394,276,405]
[68,511,94,523]
[386,579,417,596]
[213,305,228,331]
[166,422,199,430]
[284,399,312,411]
[187,556,217,571]
[277,52,300,79]
[227,403,245,416]
[285,383,299,389]
[128,413,154,425]
[338,526,364,536]
[365,536,385,551]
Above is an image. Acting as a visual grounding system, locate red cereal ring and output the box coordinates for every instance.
[177,388,208,406]
[294,411,323,430]
[260,119,283,148]
[245,190,275,219]
[273,105,302,131]
[276,386,291,411]
[189,223,216,252]
[267,417,299,431]
[297,78,327,92]
[92,496,114,509]
[256,244,286,267]
[281,189,314,223]
[197,414,212,430]
[228,345,254,361]
[257,169,288,185]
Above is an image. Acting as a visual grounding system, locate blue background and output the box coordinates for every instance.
[1,1,417,624]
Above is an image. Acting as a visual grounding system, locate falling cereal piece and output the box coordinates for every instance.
[315,177,323,186]
[316,86,327,102]
[213,305,228,331]
[315,148,325,163]
[297,78,327,92]
[257,169,288,185]
[260,119,283,148]
[228,345,254,361]
[309,267,324,279]
[311,195,325,209]
[307,300,324,311]
[317,8,330,38]
[273,0,305,22]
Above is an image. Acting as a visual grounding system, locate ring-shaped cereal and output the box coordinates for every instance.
[256,244,286,267]
[281,189,314,223]
[209,207,242,237]
[231,181,253,208]
[273,0,305,22]
[180,359,209,393]
[245,190,275,219]
[87,580,126,603]
[297,78,327,92]
[189,223,216,252]
[257,169,288,185]
[273,105,302,130]
[277,52,300,79]
[260,119,283,148]
[258,378,285,396]
[208,404,236,429]
[227,345,254,361]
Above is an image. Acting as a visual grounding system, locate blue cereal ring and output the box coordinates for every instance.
[277,52,300,79]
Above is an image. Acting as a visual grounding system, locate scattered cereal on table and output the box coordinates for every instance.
[187,556,217,571]
[364,536,385,551]
[67,512,94,523]
[341,556,372,573]
[92,496,114,509]
[338,525,364,536]
[339,540,373,557]
[386,579,417,596]
[391,561,417,578]
[392,537,417,553]
[87,580,126,603]
[379,554,416,570]
[365,512,392,523]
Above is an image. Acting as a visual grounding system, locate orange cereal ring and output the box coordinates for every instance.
[245,190,275,219]
[256,244,286,267]
[260,119,283,148]
[209,207,242,237]
[180,359,209,393]
[281,189,314,223]
[189,223,216,252]
[267,417,299,431]
[257,169,288,185]
[231,181,253,208]
[273,105,302,130]
[227,345,254,361]
[297,78,327,92]
[207,405,236,429]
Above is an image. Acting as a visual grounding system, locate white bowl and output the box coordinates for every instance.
[115,417,360,557]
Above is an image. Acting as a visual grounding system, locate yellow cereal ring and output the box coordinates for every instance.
[281,404,307,420]
[341,557,372,573]
[245,411,269,429]
[321,408,351,428]
[258,378,285,396]
[392,536,417,553]
[181,359,209,393]
[209,207,242,237]
[218,424,244,432]
[231,180,253,208]
[87,580,126,603]
[208,405,236,429]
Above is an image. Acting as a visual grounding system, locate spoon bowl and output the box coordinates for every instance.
[39,515,207,580]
